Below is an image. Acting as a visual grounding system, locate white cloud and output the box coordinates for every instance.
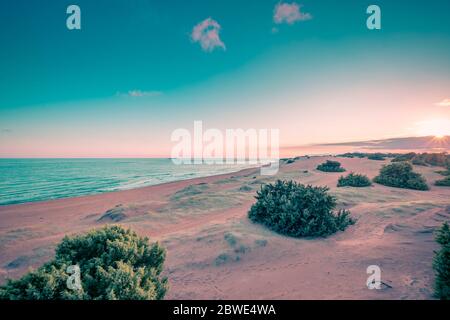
[191,18,225,52]
[117,90,162,98]
[274,2,312,25]
[128,90,162,97]
[435,98,450,107]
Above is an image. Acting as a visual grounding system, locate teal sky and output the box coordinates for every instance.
[1,0,449,157]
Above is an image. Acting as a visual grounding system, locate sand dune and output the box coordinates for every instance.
[0,156,449,299]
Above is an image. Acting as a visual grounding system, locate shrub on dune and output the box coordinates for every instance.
[338,152,366,158]
[0,226,167,300]
[392,152,450,167]
[316,160,346,172]
[435,176,450,187]
[337,173,372,187]
[367,153,386,161]
[248,180,355,238]
[412,157,427,166]
[433,222,450,300]
[436,170,450,176]
[420,153,449,167]
[373,162,429,191]
[436,163,450,178]
[391,152,417,162]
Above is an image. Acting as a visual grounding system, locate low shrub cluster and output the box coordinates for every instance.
[248,180,355,238]
[282,156,302,164]
[391,152,416,163]
[435,176,450,187]
[417,153,449,167]
[0,226,167,300]
[436,169,450,176]
[367,153,386,161]
[337,173,372,187]
[338,152,366,158]
[338,152,396,159]
[339,152,450,166]
[316,160,346,172]
[392,152,450,167]
[433,222,450,300]
[373,162,429,191]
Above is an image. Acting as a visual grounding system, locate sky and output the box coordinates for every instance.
[0,0,449,157]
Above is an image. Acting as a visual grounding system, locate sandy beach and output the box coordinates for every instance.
[1,156,449,299]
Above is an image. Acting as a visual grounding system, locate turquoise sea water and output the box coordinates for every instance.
[0,159,251,206]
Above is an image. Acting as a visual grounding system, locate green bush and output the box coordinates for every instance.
[373,162,429,191]
[367,153,386,161]
[433,222,450,300]
[436,162,450,177]
[337,173,372,187]
[435,176,450,187]
[0,226,167,300]
[338,152,366,158]
[248,180,355,238]
[391,152,417,162]
[339,152,396,159]
[412,157,427,166]
[419,153,449,167]
[316,160,345,172]
[435,170,450,176]
[392,152,450,167]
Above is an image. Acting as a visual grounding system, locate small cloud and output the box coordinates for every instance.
[435,98,450,107]
[116,90,163,98]
[127,90,162,97]
[271,27,279,34]
[274,2,312,25]
[191,18,226,52]
[0,129,12,135]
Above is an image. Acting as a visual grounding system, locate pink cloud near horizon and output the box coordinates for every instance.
[435,98,450,107]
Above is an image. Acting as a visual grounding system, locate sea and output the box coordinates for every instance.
[0,159,252,205]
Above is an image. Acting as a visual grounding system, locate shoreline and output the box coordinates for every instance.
[0,164,261,210]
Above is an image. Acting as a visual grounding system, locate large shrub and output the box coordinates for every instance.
[316,160,346,172]
[248,180,355,237]
[373,162,429,191]
[0,226,167,300]
[433,222,450,300]
[337,173,372,187]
